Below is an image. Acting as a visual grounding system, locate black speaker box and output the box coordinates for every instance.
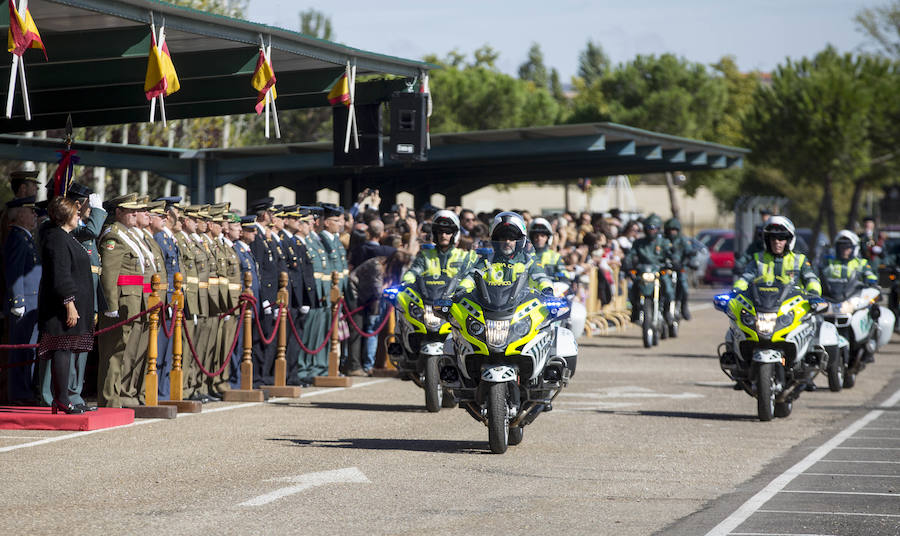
[389,91,428,161]
[333,102,383,167]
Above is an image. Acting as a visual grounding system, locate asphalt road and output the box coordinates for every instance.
[2,291,898,535]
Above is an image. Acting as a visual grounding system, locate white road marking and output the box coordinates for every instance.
[849,436,900,440]
[704,387,900,536]
[833,446,900,450]
[0,379,391,453]
[802,473,900,478]
[781,490,900,498]
[239,467,369,506]
[859,427,900,431]
[757,509,900,518]
[818,460,900,464]
[0,435,50,439]
[731,533,838,536]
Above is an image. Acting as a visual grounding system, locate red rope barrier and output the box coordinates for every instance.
[342,300,393,338]
[0,303,164,368]
[159,305,175,338]
[286,307,335,355]
[182,313,241,378]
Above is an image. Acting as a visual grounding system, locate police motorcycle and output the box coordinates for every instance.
[822,280,894,390]
[630,264,676,347]
[714,276,843,421]
[435,230,577,454]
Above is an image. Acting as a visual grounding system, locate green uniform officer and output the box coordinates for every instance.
[623,214,673,322]
[733,216,822,296]
[664,217,696,320]
[527,217,567,282]
[402,210,477,293]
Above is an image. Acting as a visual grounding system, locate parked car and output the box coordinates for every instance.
[687,237,709,288]
[700,231,735,285]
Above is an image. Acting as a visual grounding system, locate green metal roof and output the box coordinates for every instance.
[0,0,432,133]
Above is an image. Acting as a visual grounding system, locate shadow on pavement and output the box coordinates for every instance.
[664,353,717,359]
[268,436,486,454]
[600,409,757,422]
[270,401,424,413]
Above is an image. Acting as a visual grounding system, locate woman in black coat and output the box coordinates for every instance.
[38,197,95,414]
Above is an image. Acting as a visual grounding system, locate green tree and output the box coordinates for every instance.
[518,43,549,89]
[742,47,879,240]
[577,40,610,87]
[855,0,900,58]
[299,8,333,40]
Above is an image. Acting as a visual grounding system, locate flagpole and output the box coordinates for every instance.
[343,61,359,153]
[157,23,167,127]
[6,55,20,119]
[149,17,157,123]
[266,39,281,139]
[17,55,30,121]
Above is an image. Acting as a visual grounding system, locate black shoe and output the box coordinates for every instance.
[862,353,875,364]
[681,305,691,321]
[52,400,85,415]
[205,392,222,402]
[76,404,98,412]
[733,382,743,390]
[805,383,817,392]
[543,404,552,412]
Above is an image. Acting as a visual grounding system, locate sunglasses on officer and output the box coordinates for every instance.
[768,232,791,241]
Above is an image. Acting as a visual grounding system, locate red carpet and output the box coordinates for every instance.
[0,406,135,431]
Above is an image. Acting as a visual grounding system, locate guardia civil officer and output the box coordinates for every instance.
[248,198,284,386]
[151,196,181,399]
[175,206,205,400]
[663,217,697,321]
[295,206,330,384]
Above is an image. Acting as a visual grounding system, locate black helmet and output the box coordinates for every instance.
[664,217,681,232]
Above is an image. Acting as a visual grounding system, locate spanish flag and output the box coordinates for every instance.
[251,49,277,114]
[7,0,46,60]
[144,31,180,101]
[327,72,350,106]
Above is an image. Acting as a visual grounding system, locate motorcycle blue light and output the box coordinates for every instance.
[713,293,732,312]
[382,286,401,305]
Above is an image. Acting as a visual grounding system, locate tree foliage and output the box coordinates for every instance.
[856,0,900,58]
[577,40,610,87]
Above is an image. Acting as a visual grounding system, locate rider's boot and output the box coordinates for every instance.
[681,300,691,321]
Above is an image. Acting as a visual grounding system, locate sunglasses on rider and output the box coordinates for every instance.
[768,232,791,241]
[434,227,455,236]
[645,225,658,231]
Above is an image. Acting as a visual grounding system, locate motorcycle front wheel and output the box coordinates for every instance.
[757,363,775,422]
[827,350,844,393]
[642,300,654,348]
[487,382,510,454]
[424,356,442,413]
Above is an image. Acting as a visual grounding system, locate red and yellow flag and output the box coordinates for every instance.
[144,31,180,101]
[251,49,277,114]
[327,72,350,106]
[7,0,46,59]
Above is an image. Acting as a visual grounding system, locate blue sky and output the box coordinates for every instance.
[247,0,882,80]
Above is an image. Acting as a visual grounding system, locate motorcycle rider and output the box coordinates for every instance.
[460,211,553,296]
[402,209,478,293]
[819,230,879,363]
[732,216,822,296]
[664,217,696,321]
[732,216,823,390]
[624,214,673,323]
[529,218,567,281]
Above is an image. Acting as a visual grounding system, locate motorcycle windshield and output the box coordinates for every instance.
[747,277,800,313]
[471,271,539,313]
[411,252,480,304]
[824,279,864,303]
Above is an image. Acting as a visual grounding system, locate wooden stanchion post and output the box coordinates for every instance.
[223,271,265,402]
[314,271,352,387]
[160,273,201,413]
[262,271,301,397]
[132,274,176,418]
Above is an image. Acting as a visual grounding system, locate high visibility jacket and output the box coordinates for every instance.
[462,250,553,295]
[402,246,478,293]
[819,257,879,294]
[533,247,567,280]
[733,251,822,295]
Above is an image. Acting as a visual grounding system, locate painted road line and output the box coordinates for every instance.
[704,387,900,536]
[818,460,900,464]
[239,467,370,506]
[780,490,900,498]
[0,379,392,453]
[756,509,900,519]
[803,473,900,478]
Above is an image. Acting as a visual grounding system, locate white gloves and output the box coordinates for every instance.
[193,314,198,326]
[10,306,24,317]
[262,300,272,315]
[89,193,103,210]
[104,311,119,318]
[223,315,231,322]
[300,305,310,314]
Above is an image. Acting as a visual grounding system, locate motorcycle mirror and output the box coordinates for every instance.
[382,286,402,305]
[713,293,732,313]
[475,247,494,257]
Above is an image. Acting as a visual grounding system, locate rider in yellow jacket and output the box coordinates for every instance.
[733,216,822,296]
[402,210,478,294]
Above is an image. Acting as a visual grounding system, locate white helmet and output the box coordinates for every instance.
[763,215,796,252]
[432,209,460,246]
[528,217,554,246]
[834,229,859,257]
[490,211,527,240]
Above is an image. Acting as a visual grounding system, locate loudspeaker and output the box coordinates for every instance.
[389,91,428,161]
[333,102,383,167]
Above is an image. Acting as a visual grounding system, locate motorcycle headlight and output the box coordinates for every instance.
[756,312,777,336]
[509,317,532,342]
[775,311,795,331]
[485,320,510,348]
[641,272,656,282]
[740,309,755,327]
[408,302,424,321]
[840,297,862,314]
[466,316,485,337]
[423,305,443,330]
